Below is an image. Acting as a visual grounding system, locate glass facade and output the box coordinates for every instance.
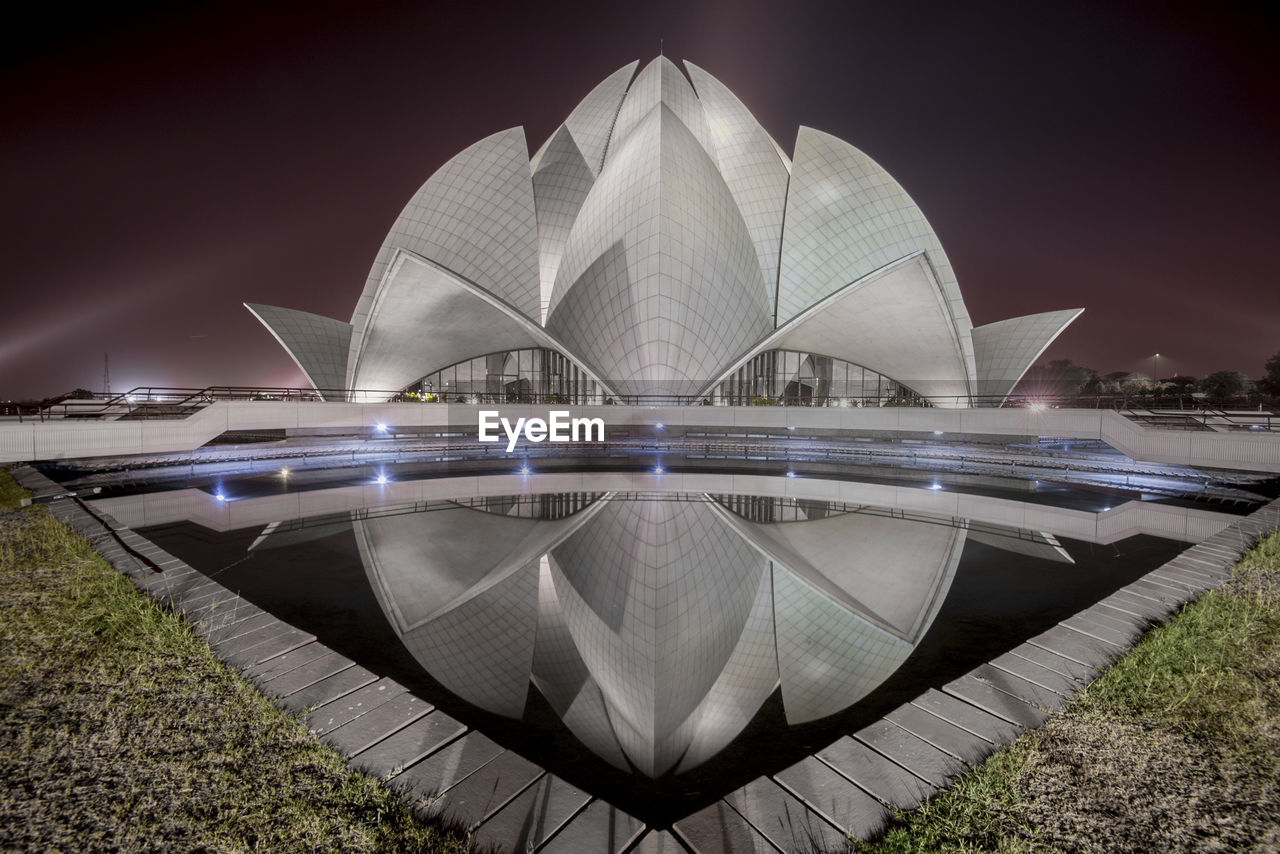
[404,348,603,404]
[709,349,925,406]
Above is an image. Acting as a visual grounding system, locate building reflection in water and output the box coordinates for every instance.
[267,492,1071,777]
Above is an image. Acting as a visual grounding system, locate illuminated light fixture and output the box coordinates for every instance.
[655,422,664,430]
[787,425,796,431]
[929,482,943,490]
[786,470,796,478]
[933,430,943,435]
[519,465,531,475]
[653,465,664,474]
[375,474,389,485]
[215,492,227,501]
[375,423,389,432]
[280,467,290,477]
[1028,402,1047,412]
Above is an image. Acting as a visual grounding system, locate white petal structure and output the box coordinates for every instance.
[972,308,1085,399]
[244,303,351,398]
[685,62,791,299]
[250,56,1079,405]
[354,494,971,775]
[344,126,541,389]
[547,104,773,397]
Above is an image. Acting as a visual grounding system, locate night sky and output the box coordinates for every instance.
[2,1,1277,399]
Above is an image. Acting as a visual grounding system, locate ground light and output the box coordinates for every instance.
[375,423,388,432]
[375,474,389,485]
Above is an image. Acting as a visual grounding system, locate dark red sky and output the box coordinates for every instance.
[2,0,1277,399]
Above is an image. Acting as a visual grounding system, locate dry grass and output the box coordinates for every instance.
[0,478,471,853]
[859,527,1280,854]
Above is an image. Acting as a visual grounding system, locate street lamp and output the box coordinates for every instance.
[1152,353,1160,379]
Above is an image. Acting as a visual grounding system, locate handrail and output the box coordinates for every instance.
[2,384,1277,428]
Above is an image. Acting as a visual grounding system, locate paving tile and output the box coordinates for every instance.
[817,736,933,810]
[1100,589,1174,620]
[989,653,1082,697]
[1147,567,1214,591]
[1089,602,1152,630]
[192,603,268,639]
[854,720,966,789]
[1125,579,1185,604]
[212,620,294,659]
[536,799,644,854]
[884,702,996,765]
[247,641,332,682]
[1027,625,1119,668]
[353,710,467,780]
[724,777,848,853]
[261,651,357,699]
[394,732,504,804]
[943,675,1050,729]
[909,688,1024,745]
[279,664,378,713]
[1061,614,1137,648]
[675,800,776,854]
[971,664,1068,712]
[205,609,277,644]
[225,626,314,668]
[1004,644,1097,685]
[471,774,590,854]
[320,691,432,755]
[1078,604,1146,634]
[774,755,888,839]
[307,677,407,735]
[429,750,544,830]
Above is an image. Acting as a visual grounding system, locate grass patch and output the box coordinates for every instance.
[856,528,1280,853]
[0,475,471,853]
[0,467,30,509]
[858,742,1036,853]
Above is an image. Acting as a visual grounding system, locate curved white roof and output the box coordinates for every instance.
[250,57,1080,405]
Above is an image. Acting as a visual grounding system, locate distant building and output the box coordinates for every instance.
[249,57,1081,406]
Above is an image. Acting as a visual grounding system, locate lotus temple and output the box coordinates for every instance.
[7,56,1280,853]
[247,56,1082,408]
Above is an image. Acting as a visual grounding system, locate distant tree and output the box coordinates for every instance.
[1197,370,1245,404]
[1260,351,1280,397]
[1015,359,1098,397]
[1162,375,1197,391]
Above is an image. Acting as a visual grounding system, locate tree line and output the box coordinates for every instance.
[1016,351,1280,405]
